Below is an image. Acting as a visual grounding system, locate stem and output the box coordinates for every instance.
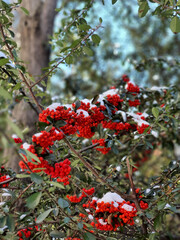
[30,23,102,88]
[126,157,147,235]
[0,24,43,112]
[63,137,130,200]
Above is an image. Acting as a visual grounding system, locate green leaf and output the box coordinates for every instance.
[138,2,149,18]
[24,149,41,163]
[0,216,6,228]
[58,198,69,208]
[152,107,159,118]
[20,7,29,15]
[83,232,96,240]
[154,214,162,230]
[92,34,101,45]
[78,24,91,31]
[16,174,30,179]
[83,46,93,56]
[30,173,43,184]
[78,222,83,229]
[6,215,15,232]
[0,87,12,100]
[47,180,65,189]
[65,55,73,64]
[112,0,118,4]
[0,58,9,66]
[64,217,70,223]
[170,16,180,33]
[26,192,42,209]
[36,208,53,223]
[49,230,65,238]
[157,201,166,210]
[107,238,117,240]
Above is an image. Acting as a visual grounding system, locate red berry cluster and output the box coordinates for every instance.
[129,99,140,107]
[82,199,137,231]
[0,167,10,188]
[92,138,111,154]
[122,74,130,82]
[126,82,140,93]
[17,228,32,239]
[12,134,22,144]
[67,187,95,203]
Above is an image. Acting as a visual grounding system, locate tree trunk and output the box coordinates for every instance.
[4,0,57,172]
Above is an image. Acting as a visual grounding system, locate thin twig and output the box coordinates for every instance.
[30,23,102,88]
[126,157,147,235]
[0,24,43,112]
[63,137,130,200]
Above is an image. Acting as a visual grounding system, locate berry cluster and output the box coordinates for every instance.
[0,167,10,188]
[17,228,32,240]
[12,134,22,144]
[67,187,95,203]
[92,138,111,154]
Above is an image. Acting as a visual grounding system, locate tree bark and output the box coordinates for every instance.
[4,0,57,172]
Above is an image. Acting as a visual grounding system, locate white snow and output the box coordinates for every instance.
[127,112,149,126]
[22,142,31,150]
[46,103,61,111]
[97,192,124,205]
[92,197,98,201]
[164,204,171,209]
[122,203,135,212]
[63,104,73,110]
[85,209,90,213]
[151,86,167,91]
[12,134,18,139]
[81,98,96,108]
[116,110,127,122]
[98,219,107,225]
[151,130,158,138]
[88,214,94,220]
[116,166,121,172]
[34,133,42,137]
[76,109,89,117]
[102,89,118,97]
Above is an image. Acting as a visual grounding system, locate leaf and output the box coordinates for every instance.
[58,198,69,208]
[24,149,41,163]
[64,217,70,223]
[30,173,43,184]
[0,216,6,228]
[78,222,83,229]
[36,208,53,223]
[65,55,73,64]
[154,214,162,230]
[83,46,93,56]
[170,16,180,33]
[6,215,15,232]
[0,58,9,66]
[50,230,65,238]
[138,2,149,18]
[78,24,91,31]
[107,238,117,240]
[92,94,99,104]
[83,232,96,240]
[20,7,29,15]
[152,107,159,118]
[112,0,118,4]
[92,34,101,45]
[0,87,12,100]
[47,180,65,189]
[26,192,42,209]
[157,201,166,210]
[16,174,30,179]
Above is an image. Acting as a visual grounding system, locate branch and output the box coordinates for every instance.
[126,157,147,235]
[151,0,180,13]
[30,23,102,88]
[63,137,130,200]
[0,24,43,112]
[1,67,39,115]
